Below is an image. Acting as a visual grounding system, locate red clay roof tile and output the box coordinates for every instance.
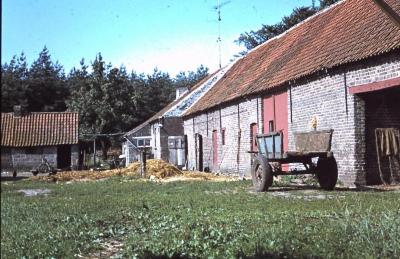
[184,0,400,116]
[1,112,79,147]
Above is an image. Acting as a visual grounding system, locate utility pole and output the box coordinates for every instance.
[217,0,222,69]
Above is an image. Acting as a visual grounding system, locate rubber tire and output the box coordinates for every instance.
[316,157,338,190]
[251,155,273,192]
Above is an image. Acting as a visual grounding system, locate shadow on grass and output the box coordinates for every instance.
[266,184,391,193]
[140,250,320,259]
[0,176,29,182]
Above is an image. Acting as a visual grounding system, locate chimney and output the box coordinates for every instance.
[176,86,188,100]
[13,105,23,117]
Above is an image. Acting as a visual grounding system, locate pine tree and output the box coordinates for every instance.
[27,46,68,111]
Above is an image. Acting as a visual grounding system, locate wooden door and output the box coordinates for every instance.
[263,91,288,152]
[250,123,258,152]
[212,130,218,167]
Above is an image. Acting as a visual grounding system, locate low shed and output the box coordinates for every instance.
[1,108,79,173]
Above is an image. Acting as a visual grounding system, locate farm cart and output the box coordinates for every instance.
[249,130,338,192]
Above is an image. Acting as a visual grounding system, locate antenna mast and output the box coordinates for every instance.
[217,0,222,69]
[214,0,231,69]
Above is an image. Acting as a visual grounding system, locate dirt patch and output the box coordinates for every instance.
[77,239,124,259]
[17,189,51,197]
[268,191,344,200]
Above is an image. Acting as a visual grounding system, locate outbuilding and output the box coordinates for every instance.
[123,66,234,167]
[1,106,80,173]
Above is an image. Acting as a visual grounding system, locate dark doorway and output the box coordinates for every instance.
[195,133,203,171]
[363,87,400,184]
[57,145,71,170]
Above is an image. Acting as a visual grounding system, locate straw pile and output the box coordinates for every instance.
[31,159,182,182]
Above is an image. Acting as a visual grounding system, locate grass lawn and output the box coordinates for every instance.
[1,177,400,258]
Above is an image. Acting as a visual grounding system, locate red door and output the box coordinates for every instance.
[212,130,218,167]
[251,123,258,152]
[263,91,288,152]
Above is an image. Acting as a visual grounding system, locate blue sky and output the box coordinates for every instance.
[2,0,312,76]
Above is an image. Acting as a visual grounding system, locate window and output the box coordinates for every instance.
[269,120,275,132]
[221,128,226,145]
[137,139,144,147]
[133,136,151,147]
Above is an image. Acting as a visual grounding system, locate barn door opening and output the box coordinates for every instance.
[195,133,203,171]
[263,91,288,152]
[57,145,71,170]
[363,87,400,184]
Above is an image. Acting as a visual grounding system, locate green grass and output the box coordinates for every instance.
[1,178,400,258]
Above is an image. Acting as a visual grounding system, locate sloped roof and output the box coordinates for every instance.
[125,70,221,136]
[184,0,400,116]
[1,112,79,147]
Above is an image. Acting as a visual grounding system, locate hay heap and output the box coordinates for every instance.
[31,159,182,182]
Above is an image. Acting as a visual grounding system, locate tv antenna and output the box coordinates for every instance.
[213,0,231,69]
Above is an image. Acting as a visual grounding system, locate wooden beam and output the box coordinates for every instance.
[371,0,400,28]
[348,77,400,94]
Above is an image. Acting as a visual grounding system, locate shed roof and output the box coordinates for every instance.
[125,70,222,136]
[184,0,400,116]
[1,112,79,147]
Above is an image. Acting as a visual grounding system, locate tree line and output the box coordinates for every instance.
[1,47,209,141]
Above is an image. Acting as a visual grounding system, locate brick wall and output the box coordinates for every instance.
[184,52,400,186]
[184,97,263,176]
[1,145,81,172]
[288,52,399,186]
[9,146,58,171]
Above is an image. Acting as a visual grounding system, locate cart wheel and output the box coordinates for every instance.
[251,155,273,192]
[316,157,338,190]
[38,164,49,174]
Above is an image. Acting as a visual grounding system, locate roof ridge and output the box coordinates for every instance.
[245,0,347,56]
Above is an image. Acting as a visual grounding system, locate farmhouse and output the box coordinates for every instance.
[123,66,235,167]
[1,106,80,173]
[182,0,400,186]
